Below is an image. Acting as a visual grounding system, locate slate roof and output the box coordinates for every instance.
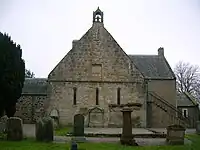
[22,78,47,95]
[177,92,198,107]
[129,55,175,79]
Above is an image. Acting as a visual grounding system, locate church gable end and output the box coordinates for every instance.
[48,8,143,82]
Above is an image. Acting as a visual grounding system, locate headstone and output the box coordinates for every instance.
[7,117,23,141]
[196,121,200,135]
[120,107,138,146]
[166,124,186,145]
[71,114,86,142]
[35,118,44,141]
[35,117,54,142]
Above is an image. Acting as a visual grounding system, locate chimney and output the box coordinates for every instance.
[72,40,78,48]
[158,47,164,56]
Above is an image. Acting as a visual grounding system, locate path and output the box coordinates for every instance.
[23,124,196,138]
[23,124,154,138]
[22,124,193,146]
[54,136,191,146]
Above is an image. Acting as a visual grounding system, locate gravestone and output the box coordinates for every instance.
[88,107,104,127]
[71,114,86,143]
[35,117,54,142]
[120,107,138,146]
[7,117,23,141]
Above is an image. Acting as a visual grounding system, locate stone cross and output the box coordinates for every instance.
[120,107,137,146]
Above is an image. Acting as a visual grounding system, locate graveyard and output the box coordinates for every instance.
[0,3,200,150]
[0,110,200,150]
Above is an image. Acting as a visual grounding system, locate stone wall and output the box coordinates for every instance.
[47,81,146,127]
[147,79,177,128]
[148,80,176,106]
[178,106,199,128]
[15,95,47,124]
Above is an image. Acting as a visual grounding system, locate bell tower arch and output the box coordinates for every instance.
[93,7,104,23]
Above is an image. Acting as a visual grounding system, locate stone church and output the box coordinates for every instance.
[15,8,187,128]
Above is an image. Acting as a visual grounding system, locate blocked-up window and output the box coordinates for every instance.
[92,64,102,78]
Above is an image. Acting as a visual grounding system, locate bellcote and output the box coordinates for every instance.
[93,7,104,23]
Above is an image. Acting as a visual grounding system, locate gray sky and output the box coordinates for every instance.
[0,0,200,78]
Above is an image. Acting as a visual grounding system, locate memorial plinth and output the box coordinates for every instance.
[120,107,138,146]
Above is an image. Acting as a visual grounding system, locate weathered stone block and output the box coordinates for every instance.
[166,124,185,145]
[7,117,23,141]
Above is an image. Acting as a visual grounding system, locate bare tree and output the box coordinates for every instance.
[174,61,200,100]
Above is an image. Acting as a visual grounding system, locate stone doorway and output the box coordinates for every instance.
[88,107,104,127]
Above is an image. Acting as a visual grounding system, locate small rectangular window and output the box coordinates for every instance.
[182,108,188,118]
[73,87,77,105]
[117,88,121,105]
[96,88,99,105]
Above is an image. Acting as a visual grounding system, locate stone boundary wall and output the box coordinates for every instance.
[15,95,47,124]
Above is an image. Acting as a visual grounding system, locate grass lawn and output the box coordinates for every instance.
[0,135,199,150]
[54,126,72,136]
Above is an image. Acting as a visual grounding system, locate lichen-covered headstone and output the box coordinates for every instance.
[35,118,44,141]
[7,117,23,141]
[35,117,54,142]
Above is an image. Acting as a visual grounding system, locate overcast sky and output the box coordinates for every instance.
[0,0,200,78]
